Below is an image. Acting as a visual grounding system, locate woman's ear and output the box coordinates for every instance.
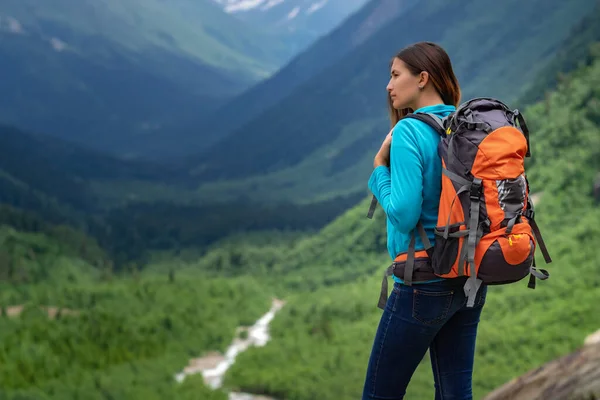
[418,71,429,89]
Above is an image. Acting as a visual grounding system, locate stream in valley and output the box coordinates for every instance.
[175,298,285,400]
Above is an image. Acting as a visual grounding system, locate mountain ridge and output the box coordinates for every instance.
[176,0,414,155]
[0,0,299,158]
[184,0,596,203]
[211,0,370,53]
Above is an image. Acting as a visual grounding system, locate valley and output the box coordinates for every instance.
[0,0,598,399]
[0,0,316,159]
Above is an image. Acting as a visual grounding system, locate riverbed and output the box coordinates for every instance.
[175,298,285,400]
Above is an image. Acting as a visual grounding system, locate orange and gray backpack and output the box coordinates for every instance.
[368,97,552,308]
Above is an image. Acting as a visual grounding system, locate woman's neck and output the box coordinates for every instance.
[411,91,445,111]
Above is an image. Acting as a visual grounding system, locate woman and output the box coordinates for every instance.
[362,42,487,400]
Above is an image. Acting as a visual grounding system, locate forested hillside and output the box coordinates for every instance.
[179,0,414,153]
[0,123,366,269]
[0,0,295,159]
[187,0,597,205]
[0,224,274,400]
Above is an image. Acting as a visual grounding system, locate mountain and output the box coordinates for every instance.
[0,124,174,214]
[212,0,370,52]
[185,0,598,204]
[0,123,364,269]
[175,0,413,155]
[0,0,295,159]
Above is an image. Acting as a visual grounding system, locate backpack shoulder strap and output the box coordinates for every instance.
[402,112,447,137]
[367,112,449,219]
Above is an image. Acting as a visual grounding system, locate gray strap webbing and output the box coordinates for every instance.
[457,234,469,276]
[527,258,550,289]
[529,219,552,263]
[463,277,482,307]
[505,215,519,235]
[416,221,432,249]
[530,265,550,280]
[464,178,483,307]
[525,197,552,263]
[377,264,395,309]
[443,168,472,187]
[447,135,457,170]
[463,109,492,133]
[405,221,433,286]
[457,220,485,276]
[426,114,446,134]
[447,230,470,238]
[443,184,470,239]
[377,221,430,309]
[404,233,416,286]
[367,195,378,219]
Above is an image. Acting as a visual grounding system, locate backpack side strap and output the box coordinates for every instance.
[377,221,432,309]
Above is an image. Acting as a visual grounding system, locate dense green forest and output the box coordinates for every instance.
[0,224,274,399]
[0,124,367,270]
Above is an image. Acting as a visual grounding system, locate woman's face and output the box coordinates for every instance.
[386,58,421,110]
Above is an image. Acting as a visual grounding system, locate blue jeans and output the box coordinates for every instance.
[362,279,487,400]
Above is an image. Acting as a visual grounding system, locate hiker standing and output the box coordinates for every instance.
[362,42,482,399]
[362,41,551,399]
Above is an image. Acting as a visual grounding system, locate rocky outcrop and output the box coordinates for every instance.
[483,329,600,400]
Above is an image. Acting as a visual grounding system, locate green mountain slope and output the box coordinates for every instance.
[175,0,415,154]
[0,0,292,158]
[217,42,600,399]
[0,124,365,270]
[187,0,597,203]
[0,0,291,79]
[0,124,175,213]
[0,224,273,400]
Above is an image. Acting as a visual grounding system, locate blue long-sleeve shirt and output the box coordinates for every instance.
[368,104,456,284]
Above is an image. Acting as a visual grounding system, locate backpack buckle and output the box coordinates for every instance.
[524,209,534,219]
[470,178,482,200]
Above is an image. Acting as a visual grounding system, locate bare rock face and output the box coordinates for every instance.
[483,330,600,400]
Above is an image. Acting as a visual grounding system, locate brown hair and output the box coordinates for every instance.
[387,42,461,126]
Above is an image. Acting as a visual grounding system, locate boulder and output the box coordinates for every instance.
[483,329,600,400]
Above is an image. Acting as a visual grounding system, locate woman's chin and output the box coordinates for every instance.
[391,100,403,110]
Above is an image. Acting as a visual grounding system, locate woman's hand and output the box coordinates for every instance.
[374,130,393,168]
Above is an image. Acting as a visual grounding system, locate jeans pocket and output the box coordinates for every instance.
[412,288,454,325]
